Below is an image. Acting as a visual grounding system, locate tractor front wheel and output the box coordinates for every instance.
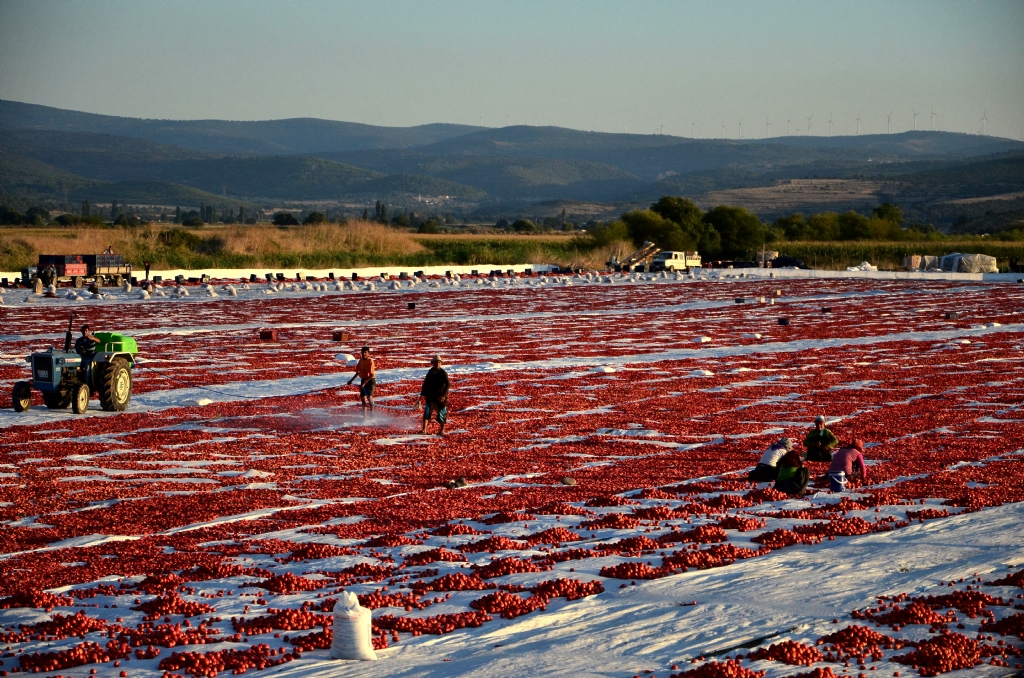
[42,390,72,409]
[98,359,132,411]
[71,383,90,414]
[12,382,31,412]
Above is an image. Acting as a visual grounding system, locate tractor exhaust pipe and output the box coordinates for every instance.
[64,313,75,353]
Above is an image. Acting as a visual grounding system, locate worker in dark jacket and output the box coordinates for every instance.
[804,415,839,462]
[74,325,99,387]
[417,355,450,436]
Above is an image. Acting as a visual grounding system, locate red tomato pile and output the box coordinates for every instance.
[668,659,765,678]
[132,593,215,620]
[892,631,980,676]
[746,639,824,665]
[473,556,549,579]
[373,610,493,635]
[231,608,330,634]
[158,643,297,677]
[400,547,467,566]
[412,572,496,592]
[18,640,130,672]
[469,590,546,618]
[981,612,1024,640]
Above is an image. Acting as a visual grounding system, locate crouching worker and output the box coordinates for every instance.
[748,438,794,482]
[828,439,868,492]
[774,446,810,497]
[804,415,839,462]
[416,355,450,436]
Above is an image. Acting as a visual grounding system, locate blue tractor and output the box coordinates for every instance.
[12,315,139,414]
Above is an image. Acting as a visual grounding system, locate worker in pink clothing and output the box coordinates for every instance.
[828,439,868,491]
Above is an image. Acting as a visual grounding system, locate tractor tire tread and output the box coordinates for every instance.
[98,358,131,412]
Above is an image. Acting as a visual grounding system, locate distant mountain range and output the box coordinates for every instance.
[2,99,1024,227]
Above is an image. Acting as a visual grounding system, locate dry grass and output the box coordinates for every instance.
[0,221,585,270]
[218,221,427,259]
[576,240,634,270]
[413,233,575,242]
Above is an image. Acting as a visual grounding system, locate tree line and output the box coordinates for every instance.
[576,197,1015,262]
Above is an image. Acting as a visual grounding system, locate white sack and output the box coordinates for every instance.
[330,591,377,661]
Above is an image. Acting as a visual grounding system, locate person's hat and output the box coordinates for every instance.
[431,354,442,365]
[814,415,826,424]
[361,346,370,353]
[853,439,865,451]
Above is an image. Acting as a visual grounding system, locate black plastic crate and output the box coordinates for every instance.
[38,254,84,266]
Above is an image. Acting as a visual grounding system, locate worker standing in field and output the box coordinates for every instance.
[417,355,450,436]
[804,415,839,462]
[347,346,376,412]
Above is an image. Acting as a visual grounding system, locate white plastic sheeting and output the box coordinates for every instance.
[940,252,998,273]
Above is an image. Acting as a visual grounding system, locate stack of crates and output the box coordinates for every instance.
[37,254,87,277]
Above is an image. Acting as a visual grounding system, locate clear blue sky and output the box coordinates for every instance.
[1,0,1022,139]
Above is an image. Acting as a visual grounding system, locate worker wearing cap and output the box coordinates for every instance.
[417,355,450,436]
[804,415,839,462]
[347,346,376,412]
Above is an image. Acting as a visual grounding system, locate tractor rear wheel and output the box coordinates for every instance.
[72,276,83,289]
[42,390,72,409]
[71,382,90,414]
[12,381,31,412]
[98,358,132,411]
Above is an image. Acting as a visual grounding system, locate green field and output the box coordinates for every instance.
[775,240,1024,270]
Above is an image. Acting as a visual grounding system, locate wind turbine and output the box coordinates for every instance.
[930,108,938,131]
[855,112,861,136]
[766,118,771,138]
[692,121,696,138]
[806,116,812,135]
[912,109,920,131]
[787,118,791,136]
[721,124,726,139]
[738,119,742,139]
[660,123,664,135]
[828,113,834,137]
[980,110,989,135]
[886,111,893,134]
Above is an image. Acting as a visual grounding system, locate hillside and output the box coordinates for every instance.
[0,150,234,206]
[0,99,484,154]
[4,100,1024,211]
[0,131,485,202]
